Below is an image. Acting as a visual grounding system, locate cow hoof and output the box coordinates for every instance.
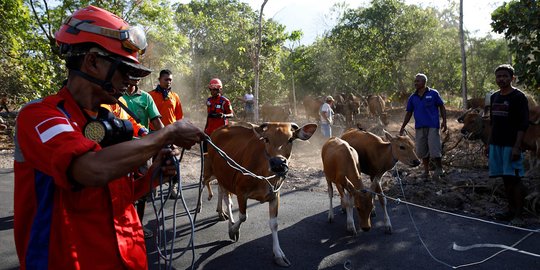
[207,195,213,201]
[370,209,377,218]
[384,226,392,235]
[274,255,291,267]
[229,230,239,242]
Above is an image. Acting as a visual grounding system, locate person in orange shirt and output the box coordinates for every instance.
[148,69,183,130]
[149,69,185,198]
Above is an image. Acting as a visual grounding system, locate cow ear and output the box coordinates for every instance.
[254,122,269,136]
[384,130,394,140]
[294,123,318,141]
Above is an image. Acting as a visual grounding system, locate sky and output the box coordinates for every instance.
[238,0,506,45]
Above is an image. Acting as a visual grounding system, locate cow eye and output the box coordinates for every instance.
[263,137,269,143]
[288,137,294,144]
[399,145,405,150]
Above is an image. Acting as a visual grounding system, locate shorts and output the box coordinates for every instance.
[488,145,524,177]
[415,127,442,159]
[320,123,331,138]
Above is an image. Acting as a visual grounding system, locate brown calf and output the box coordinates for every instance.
[341,129,420,233]
[322,137,373,234]
[203,122,317,267]
[367,95,388,126]
[302,95,323,122]
[261,104,292,122]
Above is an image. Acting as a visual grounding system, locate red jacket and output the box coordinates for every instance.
[204,94,233,135]
[14,87,149,269]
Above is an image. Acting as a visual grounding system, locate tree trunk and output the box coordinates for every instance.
[254,0,269,122]
[459,0,468,109]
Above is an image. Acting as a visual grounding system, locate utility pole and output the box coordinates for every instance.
[254,0,269,122]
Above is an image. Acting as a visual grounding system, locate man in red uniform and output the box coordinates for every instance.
[203,78,233,164]
[204,78,234,137]
[13,6,203,270]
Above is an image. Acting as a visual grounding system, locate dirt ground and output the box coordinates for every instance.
[1,107,539,227]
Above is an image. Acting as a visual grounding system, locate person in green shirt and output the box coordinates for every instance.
[123,77,165,239]
[123,78,164,131]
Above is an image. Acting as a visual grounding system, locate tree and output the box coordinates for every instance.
[175,0,293,114]
[253,0,269,121]
[492,0,540,89]
[329,0,437,94]
[459,0,468,109]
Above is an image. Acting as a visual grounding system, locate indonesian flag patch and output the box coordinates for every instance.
[35,117,74,143]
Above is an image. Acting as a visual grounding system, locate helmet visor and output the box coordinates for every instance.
[64,16,147,56]
[118,25,147,55]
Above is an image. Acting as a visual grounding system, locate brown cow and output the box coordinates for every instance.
[203,122,317,267]
[302,95,323,122]
[261,104,291,122]
[466,97,485,109]
[460,109,540,171]
[322,137,373,234]
[341,129,421,233]
[367,95,389,126]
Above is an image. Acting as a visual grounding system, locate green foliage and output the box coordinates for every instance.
[492,0,540,90]
[174,0,293,108]
[0,0,517,112]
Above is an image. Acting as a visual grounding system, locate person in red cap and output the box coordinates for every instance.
[204,78,234,135]
[13,6,203,270]
[202,77,233,154]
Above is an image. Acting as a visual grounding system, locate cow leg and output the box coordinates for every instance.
[372,179,392,234]
[217,185,231,221]
[228,194,246,242]
[268,193,291,267]
[326,178,335,223]
[344,190,357,235]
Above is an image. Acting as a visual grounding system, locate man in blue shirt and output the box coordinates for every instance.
[399,73,447,181]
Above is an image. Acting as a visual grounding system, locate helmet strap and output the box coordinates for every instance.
[70,57,122,97]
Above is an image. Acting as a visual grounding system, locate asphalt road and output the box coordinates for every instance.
[1,168,539,270]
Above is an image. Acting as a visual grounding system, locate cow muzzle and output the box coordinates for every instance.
[269,156,289,176]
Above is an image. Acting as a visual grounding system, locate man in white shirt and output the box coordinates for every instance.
[243,90,255,122]
[320,96,335,137]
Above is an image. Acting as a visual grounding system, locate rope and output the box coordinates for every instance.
[204,135,286,193]
[363,168,540,269]
[149,146,201,270]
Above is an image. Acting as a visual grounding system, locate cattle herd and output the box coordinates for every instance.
[193,92,540,267]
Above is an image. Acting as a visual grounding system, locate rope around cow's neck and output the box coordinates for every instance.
[204,135,286,193]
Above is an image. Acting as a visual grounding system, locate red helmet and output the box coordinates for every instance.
[208,78,223,89]
[55,6,151,77]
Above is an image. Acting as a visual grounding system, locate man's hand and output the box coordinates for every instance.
[511,146,521,161]
[399,127,405,136]
[441,120,448,133]
[171,120,203,149]
[151,146,181,178]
